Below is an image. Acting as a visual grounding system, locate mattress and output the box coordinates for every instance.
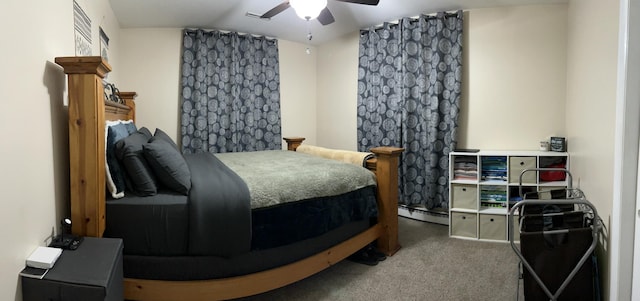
[251,186,377,249]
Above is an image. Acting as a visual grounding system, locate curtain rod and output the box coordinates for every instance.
[364,10,462,31]
[184,28,277,41]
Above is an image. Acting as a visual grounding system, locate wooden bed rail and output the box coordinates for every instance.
[124,225,383,300]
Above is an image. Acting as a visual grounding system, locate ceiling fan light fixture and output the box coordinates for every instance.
[290,0,327,20]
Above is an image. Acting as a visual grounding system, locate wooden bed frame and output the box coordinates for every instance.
[55,56,404,301]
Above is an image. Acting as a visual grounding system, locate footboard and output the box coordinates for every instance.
[283,137,403,255]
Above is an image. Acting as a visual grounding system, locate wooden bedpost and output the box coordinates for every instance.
[369,146,404,256]
[283,137,305,151]
[55,56,111,238]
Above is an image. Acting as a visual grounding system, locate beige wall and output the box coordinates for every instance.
[566,0,619,298]
[462,5,568,150]
[118,29,318,148]
[279,40,319,146]
[566,0,618,228]
[0,1,120,300]
[316,32,360,150]
[118,28,183,141]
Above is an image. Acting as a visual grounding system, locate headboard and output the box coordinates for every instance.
[55,56,136,237]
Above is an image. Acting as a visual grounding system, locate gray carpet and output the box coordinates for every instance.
[237,217,523,301]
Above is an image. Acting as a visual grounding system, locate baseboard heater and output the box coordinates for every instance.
[397,205,449,226]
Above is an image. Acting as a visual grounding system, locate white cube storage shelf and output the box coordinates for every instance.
[448,150,569,242]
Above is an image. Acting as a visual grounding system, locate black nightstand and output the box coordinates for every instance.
[21,237,123,301]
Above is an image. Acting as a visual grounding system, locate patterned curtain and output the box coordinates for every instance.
[180,29,281,154]
[357,11,463,209]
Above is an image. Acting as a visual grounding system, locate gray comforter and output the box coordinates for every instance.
[215,150,377,209]
[186,153,251,256]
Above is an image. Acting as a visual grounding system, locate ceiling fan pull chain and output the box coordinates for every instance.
[306,20,313,55]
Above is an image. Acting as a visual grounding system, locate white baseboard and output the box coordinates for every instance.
[398,205,449,225]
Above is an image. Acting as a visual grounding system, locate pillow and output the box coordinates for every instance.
[138,127,153,140]
[143,138,191,195]
[153,128,179,151]
[115,127,158,196]
[124,122,137,135]
[105,120,136,198]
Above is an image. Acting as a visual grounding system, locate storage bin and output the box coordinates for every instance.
[509,156,537,184]
[479,214,506,240]
[451,212,477,238]
[451,184,477,210]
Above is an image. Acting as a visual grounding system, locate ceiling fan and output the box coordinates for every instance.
[260,0,380,25]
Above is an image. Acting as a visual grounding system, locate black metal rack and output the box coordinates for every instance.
[509,169,601,300]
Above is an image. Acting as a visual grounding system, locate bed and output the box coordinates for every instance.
[55,56,403,301]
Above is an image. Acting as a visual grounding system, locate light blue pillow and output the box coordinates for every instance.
[106,121,137,198]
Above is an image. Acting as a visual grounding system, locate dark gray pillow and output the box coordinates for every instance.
[138,127,153,140]
[115,128,157,196]
[153,128,179,151]
[143,138,191,195]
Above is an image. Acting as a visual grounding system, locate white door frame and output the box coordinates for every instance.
[611,0,640,300]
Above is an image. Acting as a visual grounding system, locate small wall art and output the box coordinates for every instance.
[73,0,92,56]
[99,27,109,61]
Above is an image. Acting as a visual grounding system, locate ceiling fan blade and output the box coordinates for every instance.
[335,0,380,5]
[317,7,335,25]
[260,1,291,19]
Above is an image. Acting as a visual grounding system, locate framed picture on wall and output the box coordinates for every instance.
[73,0,92,56]
[100,27,109,61]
